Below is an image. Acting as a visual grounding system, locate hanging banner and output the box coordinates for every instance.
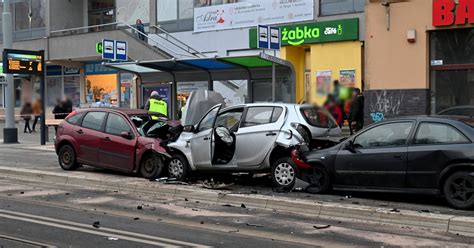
[194,0,314,32]
[316,71,331,96]
[339,69,356,87]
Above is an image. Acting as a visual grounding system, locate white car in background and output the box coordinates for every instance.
[166,98,342,189]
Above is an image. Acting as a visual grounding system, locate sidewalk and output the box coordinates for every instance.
[0,121,55,145]
[0,144,473,236]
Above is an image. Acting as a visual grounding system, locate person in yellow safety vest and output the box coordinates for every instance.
[145,91,168,120]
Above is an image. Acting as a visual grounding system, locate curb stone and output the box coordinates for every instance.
[0,167,472,237]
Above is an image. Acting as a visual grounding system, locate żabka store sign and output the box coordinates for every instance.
[433,0,474,26]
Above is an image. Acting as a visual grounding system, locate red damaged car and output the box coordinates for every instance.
[55,108,180,179]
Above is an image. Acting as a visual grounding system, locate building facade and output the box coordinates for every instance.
[365,0,474,123]
[149,0,365,106]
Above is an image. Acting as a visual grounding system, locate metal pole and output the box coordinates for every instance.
[272,62,276,102]
[3,0,18,143]
[40,51,46,145]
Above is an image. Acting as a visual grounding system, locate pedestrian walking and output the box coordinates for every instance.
[20,101,34,133]
[136,19,146,41]
[348,88,365,135]
[32,98,42,132]
[145,91,168,119]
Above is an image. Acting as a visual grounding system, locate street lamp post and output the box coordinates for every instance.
[2,0,18,144]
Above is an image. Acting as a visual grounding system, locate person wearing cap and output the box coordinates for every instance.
[145,91,168,119]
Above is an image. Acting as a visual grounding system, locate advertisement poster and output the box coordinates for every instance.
[339,69,356,87]
[194,0,314,32]
[316,71,331,96]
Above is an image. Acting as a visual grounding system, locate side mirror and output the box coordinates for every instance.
[183,125,195,133]
[344,140,357,153]
[120,131,132,139]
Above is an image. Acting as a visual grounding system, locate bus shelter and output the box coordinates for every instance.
[105,53,295,119]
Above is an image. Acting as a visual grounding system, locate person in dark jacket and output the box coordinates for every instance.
[136,19,146,41]
[20,102,34,133]
[348,88,364,135]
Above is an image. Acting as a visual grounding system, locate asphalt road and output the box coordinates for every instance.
[1,178,473,247]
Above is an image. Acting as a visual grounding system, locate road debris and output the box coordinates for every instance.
[92,221,100,228]
[246,223,263,228]
[240,204,246,208]
[107,237,119,241]
[390,208,400,213]
[313,224,331,229]
[137,205,143,210]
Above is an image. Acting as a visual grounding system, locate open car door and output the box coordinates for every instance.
[189,104,223,168]
[211,107,245,165]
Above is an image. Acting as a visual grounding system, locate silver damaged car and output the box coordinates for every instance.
[167,102,341,189]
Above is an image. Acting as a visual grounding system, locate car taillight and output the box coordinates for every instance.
[291,149,312,170]
[65,111,77,119]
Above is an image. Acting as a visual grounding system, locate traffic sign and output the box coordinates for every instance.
[269,27,280,50]
[115,40,128,61]
[258,25,269,49]
[102,39,115,60]
[2,49,44,75]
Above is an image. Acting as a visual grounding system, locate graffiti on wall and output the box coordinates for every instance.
[369,90,405,122]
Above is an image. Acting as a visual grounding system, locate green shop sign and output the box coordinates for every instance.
[249,18,359,48]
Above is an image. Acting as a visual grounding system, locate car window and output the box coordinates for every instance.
[197,106,220,132]
[81,112,107,131]
[414,123,469,145]
[243,107,275,127]
[271,107,283,122]
[215,109,243,131]
[66,112,85,126]
[354,122,413,148]
[105,113,132,136]
[300,107,337,128]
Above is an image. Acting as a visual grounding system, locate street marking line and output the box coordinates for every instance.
[0,209,209,247]
[0,234,56,248]
[0,213,180,247]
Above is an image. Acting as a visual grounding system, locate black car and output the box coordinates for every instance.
[291,116,474,209]
[437,105,474,117]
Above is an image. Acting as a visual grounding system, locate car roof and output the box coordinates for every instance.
[76,108,164,117]
[221,103,319,110]
[377,115,474,127]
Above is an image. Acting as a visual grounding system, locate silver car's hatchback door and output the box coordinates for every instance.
[189,105,221,168]
[234,106,286,167]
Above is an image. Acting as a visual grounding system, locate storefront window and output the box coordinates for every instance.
[320,0,364,16]
[430,29,474,113]
[85,74,118,107]
[64,76,81,108]
[47,77,62,107]
[120,73,133,108]
[88,0,115,30]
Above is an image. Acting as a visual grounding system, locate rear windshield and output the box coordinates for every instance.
[300,107,338,128]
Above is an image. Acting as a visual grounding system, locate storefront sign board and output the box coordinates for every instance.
[433,0,474,27]
[249,18,359,48]
[194,0,313,32]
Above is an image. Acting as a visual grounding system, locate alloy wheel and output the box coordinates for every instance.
[169,159,184,179]
[274,162,295,186]
[447,176,474,205]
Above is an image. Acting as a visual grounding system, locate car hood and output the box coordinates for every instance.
[302,143,342,162]
[182,90,226,126]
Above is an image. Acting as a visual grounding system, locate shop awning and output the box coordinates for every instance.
[104,53,296,119]
[104,53,294,82]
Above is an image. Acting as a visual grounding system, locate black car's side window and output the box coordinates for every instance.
[81,112,107,131]
[414,123,469,145]
[105,113,132,136]
[354,122,413,148]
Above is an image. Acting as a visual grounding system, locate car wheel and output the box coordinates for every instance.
[304,167,330,194]
[271,157,297,190]
[168,154,190,181]
[443,171,474,210]
[58,144,79,171]
[140,153,164,180]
